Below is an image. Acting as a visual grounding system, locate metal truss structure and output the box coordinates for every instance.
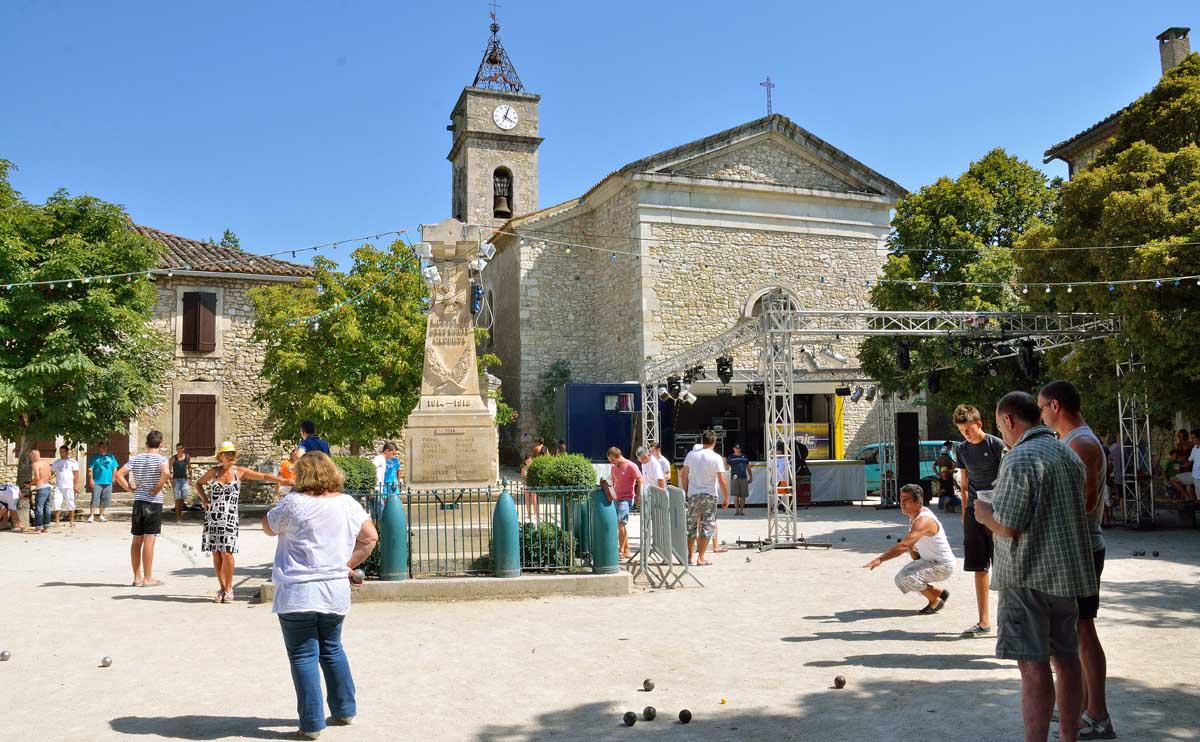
[1116,358,1155,528]
[472,21,525,93]
[640,289,1124,542]
[874,394,899,508]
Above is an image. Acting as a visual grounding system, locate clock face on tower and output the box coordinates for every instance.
[492,104,518,130]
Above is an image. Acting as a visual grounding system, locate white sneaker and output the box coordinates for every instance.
[301,731,321,740]
[99,515,107,522]
[333,716,355,725]
[87,515,95,523]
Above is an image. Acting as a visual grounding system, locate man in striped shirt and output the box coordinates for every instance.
[114,430,170,587]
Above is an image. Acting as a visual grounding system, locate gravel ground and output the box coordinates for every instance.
[3,505,1198,741]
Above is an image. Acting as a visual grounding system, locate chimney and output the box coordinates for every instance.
[1157,27,1191,76]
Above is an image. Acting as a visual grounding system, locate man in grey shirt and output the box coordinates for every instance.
[954,404,1006,638]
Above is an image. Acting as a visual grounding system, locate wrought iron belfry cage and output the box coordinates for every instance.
[472,22,525,92]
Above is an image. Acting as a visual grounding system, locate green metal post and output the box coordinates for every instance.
[572,499,591,559]
[492,488,521,578]
[379,492,409,581]
[589,487,619,575]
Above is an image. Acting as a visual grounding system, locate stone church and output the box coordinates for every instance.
[457,22,915,462]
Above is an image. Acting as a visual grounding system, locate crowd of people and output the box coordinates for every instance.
[863,381,1117,741]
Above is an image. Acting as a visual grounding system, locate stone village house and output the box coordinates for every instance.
[1,226,311,485]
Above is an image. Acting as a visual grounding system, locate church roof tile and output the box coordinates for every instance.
[132,224,314,278]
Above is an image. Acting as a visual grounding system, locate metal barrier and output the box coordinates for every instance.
[353,483,599,579]
[631,484,701,589]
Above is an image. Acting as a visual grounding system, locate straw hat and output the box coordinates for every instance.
[216,441,237,455]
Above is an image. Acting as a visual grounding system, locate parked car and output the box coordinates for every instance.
[853,441,959,495]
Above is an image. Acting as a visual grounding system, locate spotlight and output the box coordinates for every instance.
[681,391,698,405]
[800,349,820,373]
[716,355,734,385]
[478,243,497,260]
[414,242,433,259]
[821,347,849,365]
[835,386,852,397]
[865,386,877,402]
[468,258,486,272]
[1018,340,1039,380]
[657,384,669,400]
[666,376,682,400]
[897,341,911,371]
[850,387,864,403]
[988,366,998,377]
[926,370,940,394]
[471,283,484,314]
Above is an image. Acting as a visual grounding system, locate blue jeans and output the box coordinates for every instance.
[33,486,53,528]
[278,612,356,733]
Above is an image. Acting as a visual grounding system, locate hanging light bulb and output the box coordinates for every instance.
[83,277,90,284]
[167,271,174,278]
[1108,284,1115,292]
[564,247,571,255]
[67,282,73,288]
[1044,285,1051,293]
[1174,279,1181,287]
[1022,285,1029,294]
[1067,285,1073,293]
[1155,280,1163,289]
[610,253,617,262]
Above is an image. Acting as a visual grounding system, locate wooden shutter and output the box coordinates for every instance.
[178,395,217,457]
[197,292,217,352]
[35,438,58,457]
[181,292,200,351]
[181,291,217,353]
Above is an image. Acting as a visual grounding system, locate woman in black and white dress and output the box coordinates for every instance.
[195,441,291,603]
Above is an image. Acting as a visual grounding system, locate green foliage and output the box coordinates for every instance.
[219,229,240,249]
[1017,148,1200,423]
[532,360,570,443]
[332,454,376,493]
[250,242,427,449]
[1102,54,1200,159]
[861,150,1058,414]
[525,453,597,488]
[519,521,572,569]
[0,160,170,461]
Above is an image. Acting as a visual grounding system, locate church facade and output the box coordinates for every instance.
[453,23,917,461]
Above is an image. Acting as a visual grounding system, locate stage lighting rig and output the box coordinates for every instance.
[716,355,734,385]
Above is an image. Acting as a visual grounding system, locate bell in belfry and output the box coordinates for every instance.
[493,195,512,219]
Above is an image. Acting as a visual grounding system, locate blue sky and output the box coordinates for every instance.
[1,1,1195,265]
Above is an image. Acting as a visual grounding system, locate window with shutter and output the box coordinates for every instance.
[181,291,218,353]
[35,438,58,457]
[178,395,217,457]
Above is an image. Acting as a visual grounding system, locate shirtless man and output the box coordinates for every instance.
[29,450,54,533]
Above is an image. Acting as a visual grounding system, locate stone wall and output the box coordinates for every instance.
[674,138,852,192]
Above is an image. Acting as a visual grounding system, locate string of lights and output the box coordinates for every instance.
[494,223,1200,255]
[478,225,1200,291]
[0,229,409,291]
[285,270,404,328]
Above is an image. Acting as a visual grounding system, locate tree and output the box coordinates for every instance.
[0,160,170,473]
[860,150,1059,416]
[219,229,240,249]
[249,241,427,452]
[475,329,516,427]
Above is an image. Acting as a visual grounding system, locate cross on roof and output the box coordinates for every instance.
[760,76,776,116]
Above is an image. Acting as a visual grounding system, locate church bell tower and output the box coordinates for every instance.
[448,18,542,230]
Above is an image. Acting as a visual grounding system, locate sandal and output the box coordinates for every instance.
[221,592,234,604]
[214,591,225,603]
[141,579,164,588]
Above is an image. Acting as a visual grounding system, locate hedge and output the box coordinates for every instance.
[525,453,597,489]
[332,455,376,494]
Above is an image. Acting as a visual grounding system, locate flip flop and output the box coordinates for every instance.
[132,580,144,587]
[141,579,164,588]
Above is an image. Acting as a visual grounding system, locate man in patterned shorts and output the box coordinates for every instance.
[679,430,728,566]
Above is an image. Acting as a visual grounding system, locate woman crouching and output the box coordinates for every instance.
[262,451,378,740]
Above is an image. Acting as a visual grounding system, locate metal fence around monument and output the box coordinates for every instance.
[353,483,598,579]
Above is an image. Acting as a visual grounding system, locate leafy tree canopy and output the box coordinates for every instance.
[250,241,427,450]
[0,160,169,458]
[860,150,1059,415]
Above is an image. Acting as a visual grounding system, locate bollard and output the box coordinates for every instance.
[492,489,521,578]
[379,492,409,581]
[590,487,620,574]
[572,499,592,559]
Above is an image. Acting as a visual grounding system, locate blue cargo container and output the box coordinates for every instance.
[554,383,643,462]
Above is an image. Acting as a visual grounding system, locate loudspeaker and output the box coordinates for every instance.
[895,412,921,488]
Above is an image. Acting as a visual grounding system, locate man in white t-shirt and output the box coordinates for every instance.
[636,447,666,490]
[649,443,671,487]
[679,430,729,566]
[50,445,81,527]
[1168,429,1200,501]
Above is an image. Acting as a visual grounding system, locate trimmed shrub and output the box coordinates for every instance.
[333,455,376,494]
[525,453,597,489]
[519,521,572,569]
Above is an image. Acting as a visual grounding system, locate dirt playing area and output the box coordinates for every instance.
[4,505,1198,741]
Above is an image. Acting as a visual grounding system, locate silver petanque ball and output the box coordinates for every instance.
[0,650,10,661]
[100,656,113,668]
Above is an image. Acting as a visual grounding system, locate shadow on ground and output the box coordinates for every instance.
[39,581,130,588]
[170,563,272,579]
[472,677,1200,741]
[1102,578,1200,630]
[109,715,297,740]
